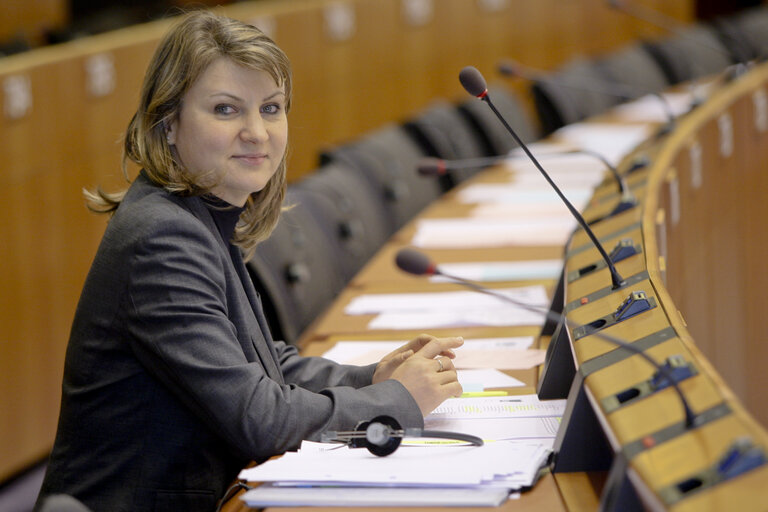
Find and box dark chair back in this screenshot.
[246,188,346,345]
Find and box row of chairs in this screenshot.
[532,5,768,133]
[246,88,539,345]
[246,5,768,346]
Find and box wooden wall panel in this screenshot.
[0,0,68,46]
[662,83,768,427]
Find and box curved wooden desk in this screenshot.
[223,63,768,511]
[548,62,768,510]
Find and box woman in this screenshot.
[36,10,463,512]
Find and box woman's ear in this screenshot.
[165,120,177,145]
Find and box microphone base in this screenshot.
[537,316,576,400]
[551,372,613,472]
[539,269,565,336]
[599,452,645,512]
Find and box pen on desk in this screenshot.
[460,391,509,397]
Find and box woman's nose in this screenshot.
[241,114,268,142]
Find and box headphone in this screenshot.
[321,415,484,456]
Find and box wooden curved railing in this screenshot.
[553,61,768,510]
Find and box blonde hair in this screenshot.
[86,9,293,259]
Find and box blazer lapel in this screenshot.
[188,197,285,385]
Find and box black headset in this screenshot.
[322,415,484,456]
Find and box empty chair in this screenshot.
[403,100,488,185]
[457,84,539,155]
[321,124,443,228]
[711,16,763,64]
[594,43,670,99]
[723,6,768,61]
[291,162,393,282]
[531,57,620,134]
[643,24,735,84]
[246,188,346,345]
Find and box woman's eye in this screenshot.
[261,103,281,115]
[214,104,236,115]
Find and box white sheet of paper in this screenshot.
[610,92,694,123]
[553,122,653,165]
[321,337,541,370]
[367,308,546,330]
[423,417,560,444]
[470,201,575,219]
[429,260,563,282]
[456,184,592,207]
[504,152,610,181]
[457,368,524,389]
[411,218,574,248]
[455,349,544,370]
[428,395,566,419]
[344,286,549,315]
[345,285,549,330]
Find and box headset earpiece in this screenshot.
[354,415,402,456]
[322,415,484,457]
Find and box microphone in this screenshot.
[418,150,636,216]
[417,156,505,177]
[394,247,697,428]
[459,66,626,290]
[498,59,676,132]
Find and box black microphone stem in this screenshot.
[433,268,696,428]
[481,94,626,289]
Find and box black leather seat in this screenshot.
[321,124,443,229]
[403,100,488,186]
[246,188,346,345]
[531,57,620,134]
[458,84,539,156]
[291,162,393,283]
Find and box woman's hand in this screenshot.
[372,334,461,383]
[373,334,464,416]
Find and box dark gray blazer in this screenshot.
[37,172,421,512]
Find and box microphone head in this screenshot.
[459,66,488,98]
[416,157,448,176]
[395,248,436,276]
[497,59,522,78]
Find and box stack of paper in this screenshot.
[239,395,566,508]
[425,395,565,447]
[241,484,513,507]
[240,440,551,487]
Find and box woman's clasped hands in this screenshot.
[373,334,464,415]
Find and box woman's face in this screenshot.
[167,57,288,206]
